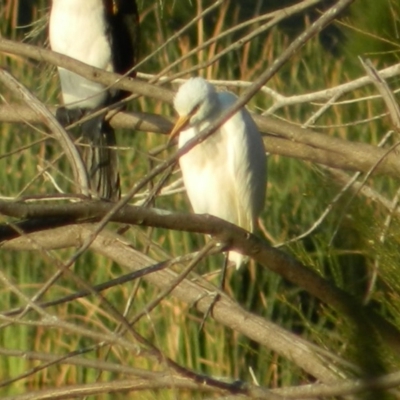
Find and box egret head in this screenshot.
[170,77,218,141]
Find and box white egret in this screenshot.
[170,77,267,268]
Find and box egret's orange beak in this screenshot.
[168,115,191,144]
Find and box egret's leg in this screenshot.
[199,252,229,331]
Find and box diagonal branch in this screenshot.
[0,37,173,103]
[0,222,346,382]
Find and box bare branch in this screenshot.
[0,223,346,382]
[1,199,399,355]
[360,57,400,130]
[2,103,400,179]
[0,38,173,103]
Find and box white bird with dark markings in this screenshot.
[49,0,139,200]
[170,77,267,268]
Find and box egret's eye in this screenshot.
[190,104,201,116]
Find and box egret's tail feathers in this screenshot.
[55,107,121,201]
[82,118,121,201]
[228,251,249,270]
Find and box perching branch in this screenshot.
[1,199,400,356]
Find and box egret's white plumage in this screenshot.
[49,0,113,109]
[171,77,267,268]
